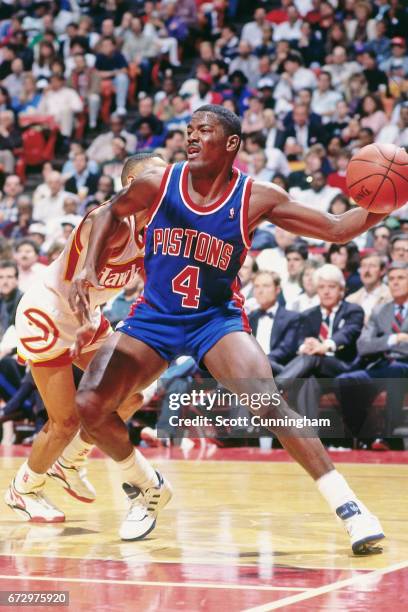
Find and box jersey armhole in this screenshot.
[146,164,173,225]
[240,177,253,250]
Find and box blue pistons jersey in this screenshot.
[143,162,253,314]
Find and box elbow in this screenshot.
[328,215,351,244]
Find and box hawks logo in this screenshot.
[20,308,59,353]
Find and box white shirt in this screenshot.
[290,185,342,213]
[273,20,303,42]
[311,90,343,123]
[256,303,279,355]
[256,248,288,282]
[292,292,320,313]
[33,189,72,224]
[240,21,264,48]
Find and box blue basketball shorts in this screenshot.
[117,298,251,364]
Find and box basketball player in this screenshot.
[71,106,387,553]
[5,154,172,540]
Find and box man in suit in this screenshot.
[346,253,391,324]
[249,270,300,375]
[64,152,99,196]
[276,264,364,418]
[335,262,408,444]
[276,103,327,150]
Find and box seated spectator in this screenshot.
[2,57,25,100]
[323,45,362,91]
[276,264,364,418]
[62,141,99,178]
[164,94,191,132]
[291,259,322,313]
[32,171,70,225]
[327,194,352,216]
[238,254,258,313]
[327,242,362,295]
[288,149,322,190]
[360,50,388,94]
[282,243,308,308]
[214,24,239,62]
[335,262,408,445]
[100,136,128,189]
[249,271,300,374]
[65,151,99,196]
[359,94,388,136]
[131,95,164,137]
[390,234,408,264]
[273,51,317,103]
[0,174,23,225]
[37,74,83,138]
[227,70,252,116]
[0,260,22,337]
[88,174,115,207]
[228,40,260,89]
[87,114,137,165]
[280,104,326,152]
[248,151,273,182]
[347,253,391,323]
[13,238,46,292]
[27,222,48,256]
[370,224,391,257]
[241,7,267,49]
[327,150,351,195]
[94,36,129,116]
[135,118,164,151]
[11,73,42,114]
[189,72,223,112]
[377,101,408,147]
[290,171,342,214]
[67,53,101,130]
[311,71,343,125]
[379,37,408,75]
[242,96,265,135]
[104,273,144,327]
[0,110,22,173]
[256,227,296,281]
[2,196,35,241]
[272,5,303,42]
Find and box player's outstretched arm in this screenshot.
[250,182,386,243]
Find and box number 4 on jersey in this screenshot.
[172,265,201,308]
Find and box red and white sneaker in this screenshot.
[47,460,96,503]
[4,480,65,523]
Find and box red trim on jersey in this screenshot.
[146,164,172,225]
[88,314,111,345]
[230,275,251,333]
[181,163,240,213]
[129,295,146,317]
[241,177,253,249]
[63,204,103,281]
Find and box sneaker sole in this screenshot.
[47,472,95,504]
[120,518,157,542]
[4,492,65,523]
[352,533,385,556]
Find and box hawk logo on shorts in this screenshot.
[20,308,59,353]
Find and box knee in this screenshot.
[48,414,79,441]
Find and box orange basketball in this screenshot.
[346,144,408,214]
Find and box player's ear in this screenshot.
[226,135,240,154]
[126,174,135,185]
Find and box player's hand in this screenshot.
[70,320,98,360]
[68,267,102,322]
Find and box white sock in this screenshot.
[316,469,358,513]
[60,432,94,467]
[14,461,46,493]
[117,449,159,491]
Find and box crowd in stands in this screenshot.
[0,0,408,450]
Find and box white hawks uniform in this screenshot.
[16,212,144,366]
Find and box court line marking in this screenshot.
[0,575,310,592]
[243,559,408,611]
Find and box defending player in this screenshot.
[5,154,172,539]
[71,106,388,554]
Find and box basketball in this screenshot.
[346,144,408,214]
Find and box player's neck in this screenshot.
[188,165,234,207]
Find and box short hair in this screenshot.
[121,152,164,185]
[314,263,345,288]
[0,260,18,277]
[360,252,387,270]
[391,233,408,247]
[193,104,242,141]
[286,51,303,66]
[254,270,281,288]
[285,243,308,260]
[15,238,40,255]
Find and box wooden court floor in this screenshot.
[0,446,408,611]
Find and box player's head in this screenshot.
[121,152,166,187]
[187,104,242,170]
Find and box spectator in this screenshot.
[256,227,296,281]
[214,24,239,62]
[327,194,352,215]
[291,171,342,213]
[359,94,388,136]
[2,196,35,241]
[228,40,260,89]
[288,149,322,190]
[2,57,25,100]
[327,150,351,195]
[250,270,300,374]
[390,235,408,264]
[131,96,163,137]
[372,224,392,257]
[228,70,253,116]
[32,40,57,81]
[100,136,128,188]
[164,94,191,132]
[241,8,267,49]
[27,222,48,255]
[359,50,388,94]
[65,151,99,196]
[291,259,322,313]
[0,175,23,224]
[311,71,342,124]
[0,110,22,173]
[0,260,22,336]
[11,73,42,114]
[377,101,408,147]
[335,262,408,445]
[241,96,265,135]
[189,72,223,112]
[327,242,362,295]
[38,74,83,138]
[380,37,408,75]
[91,174,115,205]
[94,36,129,116]
[13,238,46,292]
[274,51,317,103]
[238,254,258,313]
[323,45,362,90]
[280,104,326,151]
[248,150,273,182]
[282,243,308,308]
[67,53,101,130]
[347,253,391,323]
[273,5,303,42]
[87,115,137,164]
[32,171,70,225]
[276,264,364,418]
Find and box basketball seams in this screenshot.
[347,159,408,184]
[366,148,397,210]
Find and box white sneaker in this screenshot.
[4,480,65,523]
[336,500,385,555]
[47,460,96,503]
[119,471,172,541]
